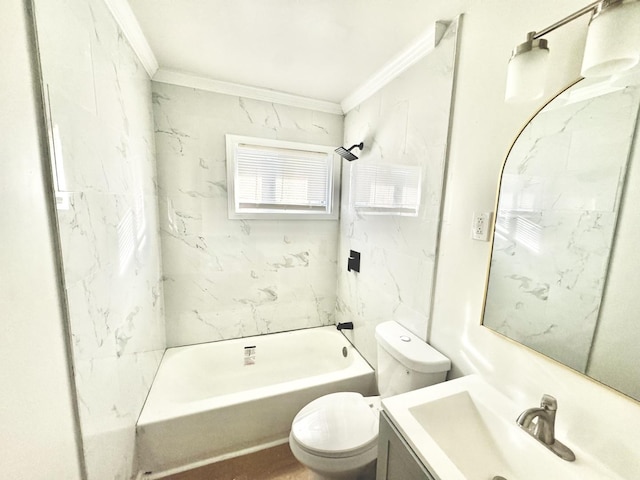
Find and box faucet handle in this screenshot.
[540,394,557,411]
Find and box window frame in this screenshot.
[225,134,341,220]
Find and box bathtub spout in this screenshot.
[337,322,354,330]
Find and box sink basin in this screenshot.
[382,375,624,480]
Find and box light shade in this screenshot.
[505,37,549,103]
[610,65,640,87]
[581,0,640,77]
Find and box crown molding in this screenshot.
[103,0,159,78]
[101,2,448,116]
[340,21,450,113]
[152,69,344,115]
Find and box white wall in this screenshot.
[0,1,82,478]
[152,82,343,347]
[430,0,640,477]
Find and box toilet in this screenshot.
[289,320,451,480]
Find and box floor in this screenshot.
[162,443,312,480]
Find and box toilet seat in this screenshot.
[291,392,379,459]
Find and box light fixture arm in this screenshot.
[531,1,609,40]
[506,0,640,102]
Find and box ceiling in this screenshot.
[126,0,470,104]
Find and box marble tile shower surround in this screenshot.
[336,19,459,365]
[483,85,640,373]
[152,82,344,347]
[33,0,165,479]
[587,89,640,399]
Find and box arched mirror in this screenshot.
[483,71,640,402]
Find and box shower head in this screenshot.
[334,142,364,161]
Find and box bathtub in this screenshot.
[136,326,376,476]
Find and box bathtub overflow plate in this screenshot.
[342,346,348,357]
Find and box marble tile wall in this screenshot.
[152,82,343,347]
[588,87,640,399]
[335,19,460,365]
[483,84,640,372]
[33,0,165,478]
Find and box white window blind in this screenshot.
[351,163,422,216]
[226,135,339,219]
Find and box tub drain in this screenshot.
[492,476,507,480]
[342,346,348,357]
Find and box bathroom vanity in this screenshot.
[377,412,435,480]
[378,375,627,480]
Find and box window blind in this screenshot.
[351,163,422,216]
[233,143,333,214]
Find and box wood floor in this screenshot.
[161,443,312,480]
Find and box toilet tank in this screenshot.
[375,321,451,398]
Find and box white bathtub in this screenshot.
[136,326,376,476]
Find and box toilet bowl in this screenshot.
[289,392,379,480]
[289,321,451,480]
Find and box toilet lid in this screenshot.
[291,392,379,458]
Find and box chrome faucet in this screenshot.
[516,394,576,462]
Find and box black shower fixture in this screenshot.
[334,142,364,161]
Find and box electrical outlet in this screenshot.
[471,212,493,241]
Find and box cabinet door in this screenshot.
[376,412,436,480]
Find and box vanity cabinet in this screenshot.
[376,411,436,480]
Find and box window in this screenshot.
[226,135,340,219]
[350,163,422,216]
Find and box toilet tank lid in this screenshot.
[375,321,451,373]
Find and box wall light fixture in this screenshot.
[505,0,640,102]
